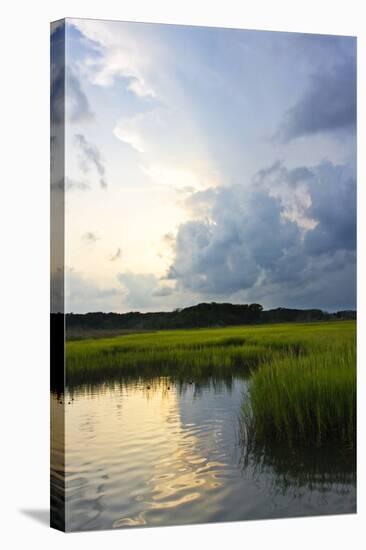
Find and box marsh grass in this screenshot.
[66,321,356,446]
[240,341,356,448]
[66,322,312,385]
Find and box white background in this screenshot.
[1,0,365,548]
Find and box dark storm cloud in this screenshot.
[248,249,356,312]
[75,134,108,188]
[304,162,356,255]
[167,186,301,295]
[166,160,356,310]
[276,59,356,142]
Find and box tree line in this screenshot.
[63,302,356,333]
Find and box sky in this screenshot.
[51,18,356,313]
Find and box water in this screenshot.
[51,377,356,531]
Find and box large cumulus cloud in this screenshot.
[166,160,356,310]
[167,188,301,295]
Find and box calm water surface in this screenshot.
[52,377,356,531]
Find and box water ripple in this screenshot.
[56,377,356,531]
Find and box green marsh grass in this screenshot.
[239,328,356,448]
[66,321,356,446]
[66,322,311,384]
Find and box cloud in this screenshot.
[162,232,175,246]
[276,59,356,142]
[118,272,159,309]
[65,270,119,313]
[74,133,108,188]
[253,161,316,229]
[51,25,93,126]
[66,69,94,123]
[114,114,147,153]
[50,23,65,126]
[109,248,122,262]
[167,187,300,295]
[65,269,174,313]
[51,67,65,125]
[62,22,356,313]
[69,19,156,97]
[303,162,356,255]
[166,160,356,310]
[245,249,356,312]
[51,176,90,192]
[82,231,99,244]
[152,286,174,297]
[117,271,175,309]
[72,19,220,196]
[89,50,155,98]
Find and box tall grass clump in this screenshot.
[241,343,356,448]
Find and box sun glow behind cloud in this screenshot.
[60,18,356,313]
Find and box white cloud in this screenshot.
[70,19,157,98]
[253,162,317,230]
[127,77,155,98]
[113,114,148,153]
